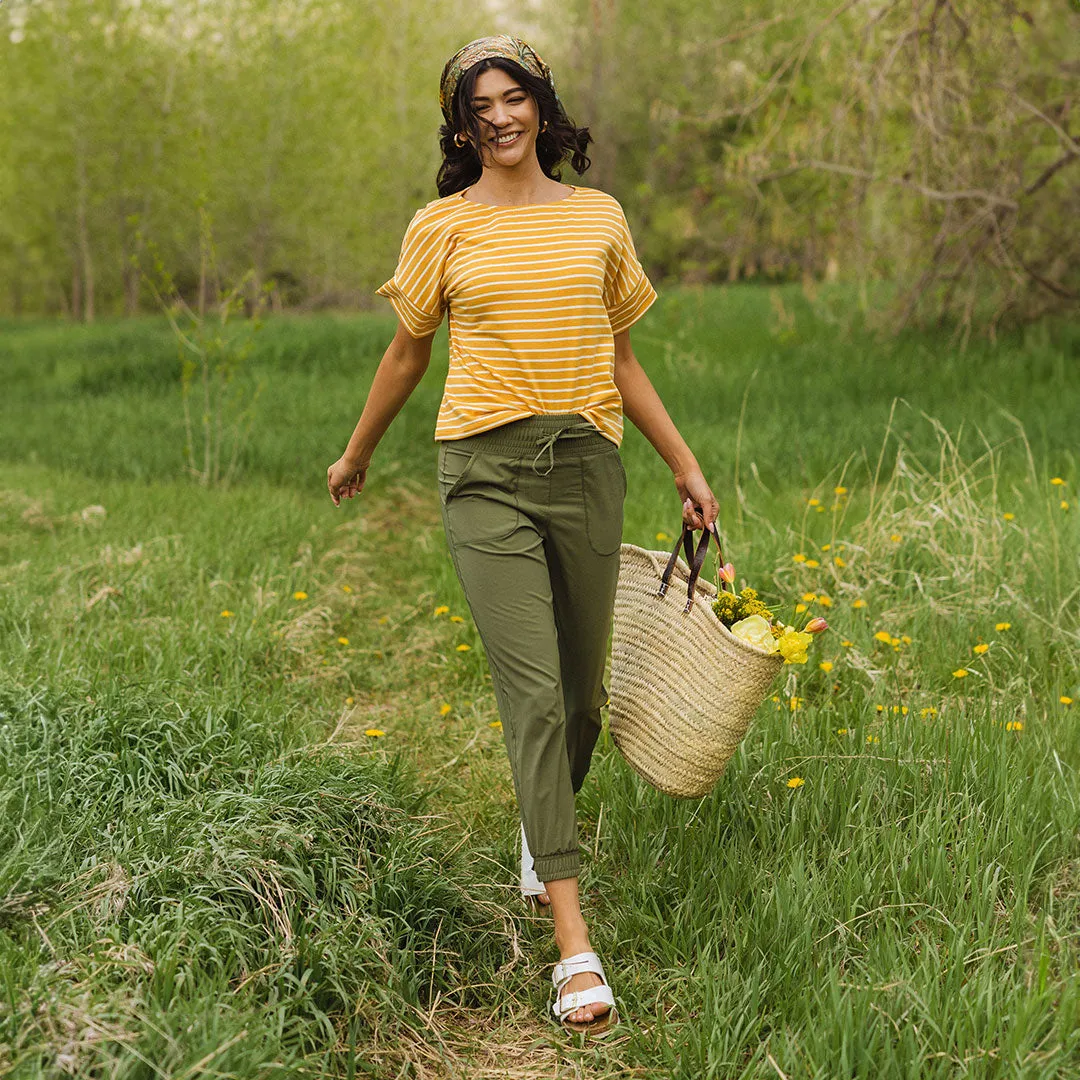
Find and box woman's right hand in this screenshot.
[327,456,368,507]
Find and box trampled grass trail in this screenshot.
[1,291,1079,1077]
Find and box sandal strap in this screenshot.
[551,984,615,1020]
[552,951,606,989]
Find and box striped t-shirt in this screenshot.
[376,184,656,445]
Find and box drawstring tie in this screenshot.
[530,421,599,476]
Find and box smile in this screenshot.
[493,132,523,147]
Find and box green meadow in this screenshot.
[2,288,1079,1078]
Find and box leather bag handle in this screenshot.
[657,517,732,614]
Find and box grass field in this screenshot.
[1,287,1079,1078]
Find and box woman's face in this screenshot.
[468,66,541,169]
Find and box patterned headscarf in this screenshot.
[439,34,560,125]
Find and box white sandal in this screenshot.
[551,951,619,1036]
[519,823,550,910]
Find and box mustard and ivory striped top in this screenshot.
[377,185,656,445]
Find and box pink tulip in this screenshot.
[804,617,828,634]
[719,562,735,584]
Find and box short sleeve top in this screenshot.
[376,185,656,445]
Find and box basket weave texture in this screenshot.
[609,544,784,798]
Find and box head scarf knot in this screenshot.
[439,34,560,125]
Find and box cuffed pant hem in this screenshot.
[533,850,581,883]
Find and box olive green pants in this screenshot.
[437,414,625,883]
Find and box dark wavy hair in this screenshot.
[436,57,592,198]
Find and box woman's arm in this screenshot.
[612,329,719,533]
[327,322,435,506]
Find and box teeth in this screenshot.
[495,133,520,144]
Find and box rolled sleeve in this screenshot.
[604,207,657,335]
[376,209,449,338]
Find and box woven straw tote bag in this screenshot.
[609,526,784,798]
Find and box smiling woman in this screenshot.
[325,32,721,1040]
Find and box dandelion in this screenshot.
[489,720,503,730]
[995,622,1011,632]
[449,615,465,624]
[795,603,808,614]
[293,591,308,601]
[337,636,350,646]
[456,643,471,652]
[377,615,389,625]
[853,599,866,609]
[1050,477,1065,486]
[841,639,854,647]
[220,610,234,618]
[1003,513,1015,521]
[953,668,969,678]
[874,630,893,644]
[786,777,805,788]
[808,499,821,507]
[434,605,450,616]
[1061,500,1070,511]
[1006,720,1024,732]
[793,553,807,563]
[821,543,831,551]
[818,596,833,608]
[973,643,989,655]
[901,635,912,645]
[836,728,848,735]
[656,532,673,542]
[342,584,353,594]
[876,704,885,713]
[866,734,879,744]
[890,534,902,543]
[771,695,780,702]
[805,559,820,568]
[816,506,825,513]
[834,556,846,568]
[364,729,386,738]
[439,703,452,716]
[819,661,834,673]
[834,486,848,496]
[789,696,803,711]
[802,592,818,602]
[1061,696,1074,706]
[920,707,938,719]
[346,697,355,706]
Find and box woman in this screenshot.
[327,35,719,1036]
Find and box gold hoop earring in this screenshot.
[540,121,548,134]
[454,132,469,148]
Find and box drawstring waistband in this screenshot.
[437,413,616,468]
[530,421,602,475]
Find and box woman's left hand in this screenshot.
[674,469,719,534]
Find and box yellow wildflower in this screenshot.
[808,499,821,507]
[793,553,807,563]
[789,696,803,710]
[920,707,937,719]
[1050,477,1065,486]
[866,734,879,744]
[456,643,471,652]
[1006,720,1023,732]
[890,534,902,543]
[450,615,464,623]
[342,584,353,594]
[1061,500,1070,510]
[434,605,450,616]
[795,603,808,614]
[220,610,234,618]
[876,704,885,713]
[337,636,350,646]
[818,596,833,608]
[345,696,355,706]
[489,720,503,730]
[805,559,820,568]
[439,703,452,716]
[656,532,673,542]
[364,729,385,737]
[821,543,831,551]
[972,643,989,655]
[841,639,854,647]
[853,599,866,610]
[377,615,389,625]
[834,556,846,568]
[819,661,834,673]
[953,668,969,679]
[293,591,308,601]
[901,635,912,645]
[995,622,1011,632]
[837,728,848,735]
[802,592,817,602]
[1061,696,1073,706]
[1003,512,1015,521]
[834,486,848,495]
[873,630,892,644]
[786,777,805,788]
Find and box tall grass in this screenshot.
[1,288,1078,1077]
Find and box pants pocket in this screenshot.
[582,450,626,556]
[439,446,521,546]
